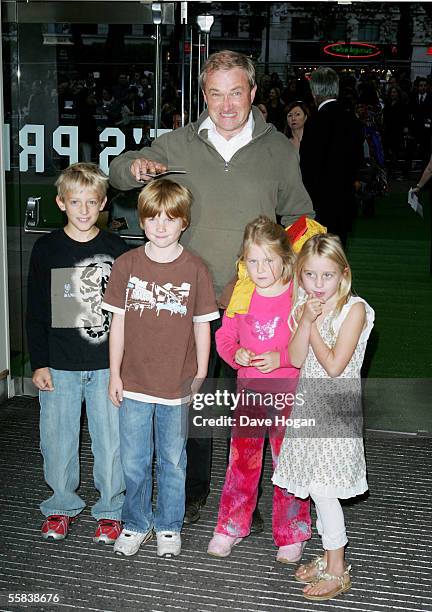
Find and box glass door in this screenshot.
[2,1,179,393]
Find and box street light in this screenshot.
[196,14,214,116]
[151,2,162,135]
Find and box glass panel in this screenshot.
[3,1,177,390]
[358,21,380,43]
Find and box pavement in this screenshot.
[0,396,431,612]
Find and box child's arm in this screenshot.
[310,302,366,377]
[191,321,211,397]
[108,313,125,407]
[215,313,254,369]
[289,297,322,368]
[26,242,54,390]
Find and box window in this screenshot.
[221,15,238,38]
[325,19,347,41]
[358,21,380,42]
[291,17,314,40]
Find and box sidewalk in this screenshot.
[0,397,431,612]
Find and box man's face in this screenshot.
[418,80,427,95]
[203,67,256,140]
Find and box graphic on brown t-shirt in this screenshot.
[126,276,191,317]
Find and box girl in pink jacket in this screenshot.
[207,216,311,561]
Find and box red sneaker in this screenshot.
[41,514,74,541]
[93,519,122,544]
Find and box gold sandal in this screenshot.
[294,555,326,583]
[303,565,352,601]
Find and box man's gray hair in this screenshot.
[310,67,339,101]
[199,50,256,91]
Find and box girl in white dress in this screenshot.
[273,234,374,601]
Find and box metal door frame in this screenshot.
[0,1,12,400]
[2,0,213,395]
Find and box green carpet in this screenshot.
[347,183,432,432]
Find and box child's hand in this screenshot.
[189,377,203,403]
[250,351,280,373]
[235,348,255,366]
[32,367,54,391]
[295,303,305,319]
[109,375,123,407]
[302,294,323,323]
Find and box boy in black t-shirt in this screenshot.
[26,163,128,543]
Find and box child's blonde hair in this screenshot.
[55,163,109,201]
[293,233,352,321]
[239,215,295,284]
[137,179,192,230]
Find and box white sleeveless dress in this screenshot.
[272,295,375,499]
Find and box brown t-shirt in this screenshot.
[102,245,219,404]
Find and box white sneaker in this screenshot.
[113,528,153,557]
[156,531,181,558]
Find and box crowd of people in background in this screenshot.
[20,66,432,181]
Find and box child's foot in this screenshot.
[302,566,351,601]
[276,541,306,564]
[294,555,326,582]
[156,531,181,558]
[41,515,75,541]
[93,519,122,544]
[113,528,153,557]
[207,533,243,558]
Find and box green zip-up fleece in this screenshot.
[109,107,314,296]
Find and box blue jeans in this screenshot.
[119,398,188,533]
[39,368,125,520]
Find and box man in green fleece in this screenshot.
[109,50,314,531]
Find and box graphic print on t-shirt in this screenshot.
[245,314,282,341]
[126,275,190,317]
[51,255,115,344]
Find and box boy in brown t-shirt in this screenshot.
[102,179,219,559]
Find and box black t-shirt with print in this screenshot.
[26,229,129,371]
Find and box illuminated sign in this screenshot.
[427,46,432,56]
[323,42,381,59]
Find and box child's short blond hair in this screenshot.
[137,179,192,229]
[55,163,109,201]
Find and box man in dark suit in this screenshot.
[409,77,432,166]
[300,67,363,246]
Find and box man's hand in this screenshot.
[250,351,280,374]
[130,158,167,182]
[109,374,124,407]
[32,367,54,391]
[235,348,255,367]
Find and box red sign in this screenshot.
[323,42,381,59]
[427,46,432,56]
[184,42,206,54]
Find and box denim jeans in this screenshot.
[39,368,125,520]
[119,398,188,533]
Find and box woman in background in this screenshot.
[267,87,286,131]
[285,101,310,153]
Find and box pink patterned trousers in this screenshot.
[214,410,311,546]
